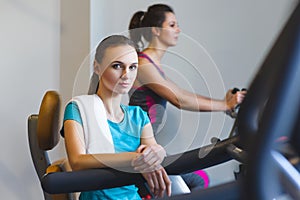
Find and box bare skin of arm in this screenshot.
[134,57,246,112]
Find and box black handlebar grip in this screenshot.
[232,88,240,94]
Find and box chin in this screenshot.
[169,42,177,47]
[116,89,130,95]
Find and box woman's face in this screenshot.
[158,12,181,47]
[96,45,138,95]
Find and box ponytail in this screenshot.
[128,11,145,51]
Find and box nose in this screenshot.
[121,68,130,79]
[176,26,181,33]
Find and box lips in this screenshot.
[119,82,130,87]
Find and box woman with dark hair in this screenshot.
[127,4,246,191]
[62,35,171,199]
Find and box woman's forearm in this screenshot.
[175,89,227,112]
[69,152,138,171]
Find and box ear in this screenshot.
[93,60,100,75]
[151,27,161,37]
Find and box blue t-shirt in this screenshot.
[62,102,150,200]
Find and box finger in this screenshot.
[156,171,166,198]
[139,159,163,172]
[238,90,247,96]
[134,147,165,171]
[133,157,156,172]
[154,146,167,160]
[151,172,159,197]
[147,146,166,163]
[133,150,152,167]
[162,171,172,197]
[132,155,145,168]
[236,93,245,104]
[146,174,155,194]
[132,154,147,168]
[140,159,157,172]
[136,144,147,153]
[141,146,152,154]
[131,156,139,167]
[134,163,153,172]
[134,150,159,169]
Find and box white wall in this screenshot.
[0,0,60,199]
[0,0,90,199]
[60,0,90,106]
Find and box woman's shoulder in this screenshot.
[138,52,154,63]
[122,105,150,125]
[138,53,165,77]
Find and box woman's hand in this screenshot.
[225,89,247,111]
[132,144,171,197]
[142,166,172,198]
[132,144,166,172]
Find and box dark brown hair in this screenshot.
[128,4,174,51]
[95,35,136,63]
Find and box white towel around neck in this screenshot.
[72,94,115,154]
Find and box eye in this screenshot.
[129,64,137,71]
[111,63,122,69]
[169,22,179,28]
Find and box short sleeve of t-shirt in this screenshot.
[123,105,150,128]
[64,102,82,123]
[60,101,82,137]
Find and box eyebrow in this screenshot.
[112,61,123,64]
[112,61,138,65]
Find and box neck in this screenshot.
[146,38,169,60]
[144,46,166,63]
[96,87,123,122]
